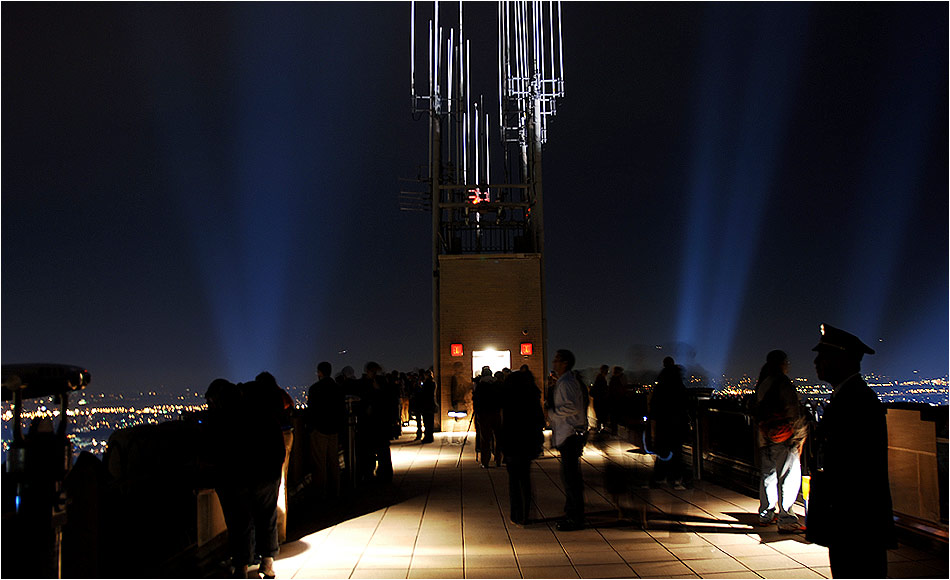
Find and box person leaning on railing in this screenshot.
[751,350,807,533]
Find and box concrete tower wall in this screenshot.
[437,253,546,429]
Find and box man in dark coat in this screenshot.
[809,324,895,578]
[474,367,503,467]
[358,362,393,483]
[606,366,626,432]
[204,379,253,578]
[501,369,545,525]
[590,365,610,432]
[648,357,689,489]
[307,361,344,500]
[241,372,288,579]
[419,369,437,443]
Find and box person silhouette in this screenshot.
[648,357,689,490]
[548,349,587,531]
[751,350,806,532]
[808,324,895,578]
[501,369,545,526]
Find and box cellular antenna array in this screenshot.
[406,1,565,426]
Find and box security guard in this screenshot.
[809,324,895,578]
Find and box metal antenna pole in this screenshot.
[430,20,443,427]
[408,0,565,423]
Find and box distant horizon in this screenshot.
[10,365,942,399]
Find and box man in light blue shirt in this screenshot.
[548,349,588,530]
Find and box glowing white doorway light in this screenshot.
[471,349,511,378]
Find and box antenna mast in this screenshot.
[407,0,565,422]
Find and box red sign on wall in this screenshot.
[520,343,533,356]
[450,343,464,357]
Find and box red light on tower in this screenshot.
[520,342,533,356]
[450,343,464,357]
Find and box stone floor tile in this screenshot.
[510,542,565,556]
[566,549,625,565]
[407,567,464,578]
[694,531,763,546]
[350,567,408,579]
[716,542,782,558]
[356,555,414,569]
[463,566,522,579]
[785,551,829,568]
[666,544,727,560]
[599,527,653,541]
[573,563,636,578]
[683,556,750,575]
[630,559,693,577]
[618,544,676,564]
[766,539,827,554]
[516,552,572,567]
[701,572,761,579]
[464,553,518,568]
[519,564,580,578]
[463,544,517,557]
[290,567,353,579]
[649,531,713,547]
[735,553,804,571]
[410,554,464,568]
[757,568,825,579]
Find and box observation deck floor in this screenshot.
[272,424,947,579]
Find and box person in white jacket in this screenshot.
[547,349,588,531]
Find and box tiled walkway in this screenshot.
[273,426,948,579]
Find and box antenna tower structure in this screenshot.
[407,1,564,423]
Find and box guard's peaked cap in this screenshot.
[812,323,875,356]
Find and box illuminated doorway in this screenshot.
[471,350,511,378]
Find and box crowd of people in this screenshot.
[200,361,452,577]
[201,323,894,579]
[202,372,293,579]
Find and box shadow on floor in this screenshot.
[285,479,427,543]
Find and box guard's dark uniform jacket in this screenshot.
[810,374,896,560]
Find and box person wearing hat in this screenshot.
[809,324,895,578]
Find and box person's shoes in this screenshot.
[480,462,489,469]
[672,481,687,491]
[555,518,585,531]
[758,512,777,526]
[258,555,276,578]
[421,437,434,444]
[778,521,805,534]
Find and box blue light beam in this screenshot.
[676,5,809,377]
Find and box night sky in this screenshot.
[3,2,947,396]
